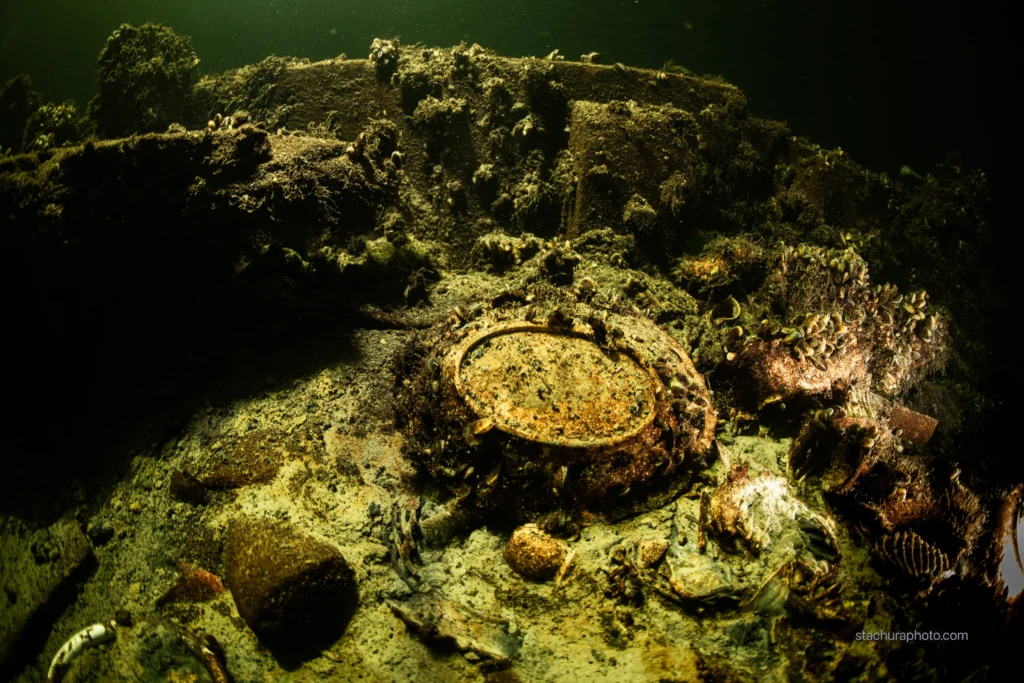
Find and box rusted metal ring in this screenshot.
[448,322,660,448]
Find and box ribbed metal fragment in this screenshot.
[877,530,952,579]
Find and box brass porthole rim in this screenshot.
[450,321,660,448]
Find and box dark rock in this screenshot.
[29,529,58,564]
[223,518,357,658]
[86,520,115,546]
[169,469,208,505]
[190,428,322,491]
[197,435,281,489]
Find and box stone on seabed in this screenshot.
[224,518,357,652]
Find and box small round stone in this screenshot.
[503,525,568,581]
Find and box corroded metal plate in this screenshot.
[410,302,717,517]
[453,324,657,448]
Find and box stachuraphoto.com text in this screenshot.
[856,630,968,642]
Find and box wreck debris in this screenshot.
[634,470,854,628]
[777,557,850,625]
[174,427,322,494]
[887,404,938,446]
[789,413,887,495]
[390,593,522,665]
[55,616,235,683]
[1007,489,1024,585]
[707,465,839,560]
[636,538,669,569]
[473,231,545,272]
[785,396,986,581]
[734,243,948,407]
[47,619,117,683]
[418,498,479,549]
[1015,490,1024,578]
[397,294,716,521]
[604,543,649,605]
[390,501,422,582]
[170,624,234,683]
[664,555,741,610]
[876,530,954,582]
[602,537,671,605]
[454,323,657,447]
[554,549,577,586]
[223,518,357,652]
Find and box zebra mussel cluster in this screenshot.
[760,310,854,371]
[780,242,870,290]
[762,243,942,374]
[867,283,939,348]
[369,38,400,74]
[863,281,946,396]
[760,243,872,370]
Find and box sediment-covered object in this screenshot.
[223,519,357,650]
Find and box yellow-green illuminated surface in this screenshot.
[456,327,656,447]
